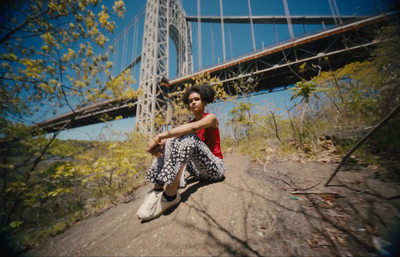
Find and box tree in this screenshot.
[0,0,138,231]
[285,22,400,154]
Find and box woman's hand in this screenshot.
[146,137,166,157]
[149,144,163,158]
[146,138,158,153]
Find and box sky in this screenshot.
[56,0,391,140]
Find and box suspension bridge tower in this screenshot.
[136,0,193,134]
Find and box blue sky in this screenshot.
[56,0,390,140]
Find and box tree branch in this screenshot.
[270,111,284,144]
[325,104,400,186]
[0,7,50,46]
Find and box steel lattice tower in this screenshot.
[136,0,193,134]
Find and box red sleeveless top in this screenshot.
[191,113,223,159]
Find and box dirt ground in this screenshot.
[24,155,400,256]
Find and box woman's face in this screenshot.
[188,92,206,113]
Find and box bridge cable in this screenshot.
[219,0,226,62]
[248,0,256,52]
[282,0,294,41]
[197,0,202,69]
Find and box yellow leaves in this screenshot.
[77,23,84,32]
[74,80,86,89]
[89,0,100,5]
[52,164,74,179]
[0,164,14,169]
[74,66,80,76]
[108,142,118,149]
[91,67,98,77]
[38,82,57,94]
[85,45,94,57]
[299,62,307,73]
[81,60,87,68]
[46,66,56,76]
[106,61,113,68]
[97,4,117,32]
[49,79,58,85]
[62,48,78,62]
[72,32,80,41]
[86,16,94,30]
[41,32,56,47]
[88,22,100,38]
[47,188,72,197]
[1,61,11,70]
[49,2,58,10]
[2,53,18,61]
[62,33,70,46]
[95,33,108,48]
[124,88,137,99]
[75,14,84,22]
[113,0,126,18]
[78,2,85,11]
[98,8,110,27]
[6,182,26,193]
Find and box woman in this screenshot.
[136,84,225,221]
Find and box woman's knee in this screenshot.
[178,133,197,141]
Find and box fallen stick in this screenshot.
[281,179,294,187]
[292,191,339,195]
[325,227,345,257]
[281,186,296,190]
[300,182,320,191]
[281,181,320,191]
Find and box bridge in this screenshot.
[38,0,392,134]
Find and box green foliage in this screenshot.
[227,102,256,141]
[9,221,23,229]
[291,78,322,103]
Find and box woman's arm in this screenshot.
[146,114,217,153]
[156,113,217,141]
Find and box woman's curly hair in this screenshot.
[182,84,216,107]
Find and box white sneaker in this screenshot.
[140,192,181,221]
[136,190,163,219]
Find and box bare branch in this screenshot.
[0,7,50,45]
[270,111,284,144]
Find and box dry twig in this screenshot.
[292,191,339,196]
[300,182,320,191]
[281,179,294,187]
[324,228,345,257]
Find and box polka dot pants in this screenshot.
[145,134,225,186]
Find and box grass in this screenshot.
[222,132,298,161]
